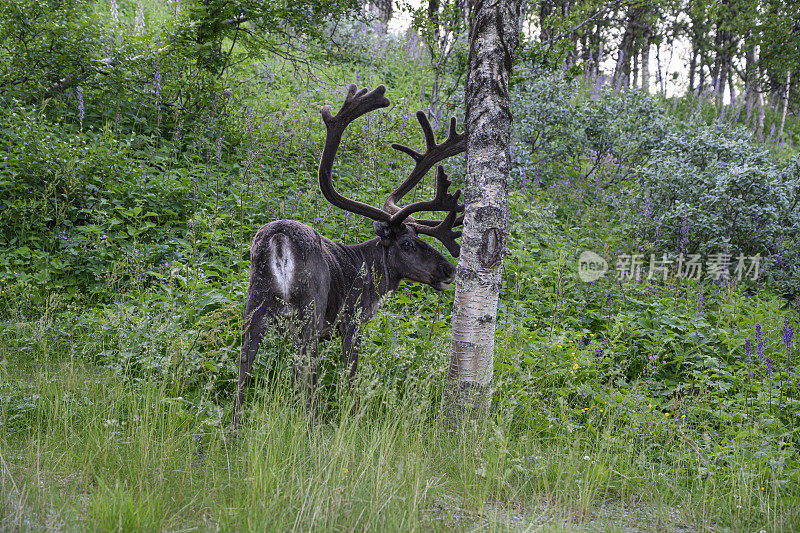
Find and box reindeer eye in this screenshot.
[400,240,413,251]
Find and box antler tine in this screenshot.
[384,113,465,217]
[398,166,464,257]
[318,84,392,222]
[409,208,463,257]
[389,166,463,224]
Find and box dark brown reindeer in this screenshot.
[233,84,466,423]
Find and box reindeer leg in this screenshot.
[294,301,323,419]
[341,323,361,415]
[234,299,268,427]
[341,324,360,384]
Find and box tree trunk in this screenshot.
[779,70,791,140]
[615,6,644,90]
[744,39,756,116]
[539,0,553,43]
[746,43,766,137]
[428,0,441,44]
[641,27,651,93]
[444,0,521,428]
[615,21,633,88]
[712,26,723,104]
[369,0,393,33]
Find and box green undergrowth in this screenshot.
[2,186,799,530]
[2,8,800,530]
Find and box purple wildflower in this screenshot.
[521,169,528,195]
[745,338,752,367]
[154,66,161,101]
[755,323,764,362]
[783,318,795,371]
[783,318,795,351]
[77,86,85,126]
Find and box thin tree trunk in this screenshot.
[429,0,441,44]
[712,27,723,104]
[779,71,791,140]
[699,47,707,91]
[444,0,521,428]
[563,0,577,65]
[641,27,651,93]
[539,0,553,42]
[615,16,634,88]
[747,44,766,138]
[717,29,733,106]
[615,6,644,90]
[371,0,392,32]
[744,38,757,116]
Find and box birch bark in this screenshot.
[779,71,791,141]
[444,0,521,427]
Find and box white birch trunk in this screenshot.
[779,71,791,141]
[641,36,650,93]
[444,0,521,427]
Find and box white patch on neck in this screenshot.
[270,235,294,299]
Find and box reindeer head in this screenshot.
[318,84,465,291]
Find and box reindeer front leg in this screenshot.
[341,323,361,384]
[341,321,361,415]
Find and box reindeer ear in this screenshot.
[373,221,394,245]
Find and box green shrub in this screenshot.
[630,125,800,306]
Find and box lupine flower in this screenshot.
[677,214,689,255]
[783,318,795,351]
[77,86,84,126]
[755,323,764,362]
[135,0,145,33]
[521,169,528,196]
[154,66,161,101]
[745,338,752,367]
[783,318,795,372]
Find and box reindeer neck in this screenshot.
[342,238,401,298]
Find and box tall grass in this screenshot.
[2,297,798,531]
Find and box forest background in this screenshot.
[1,0,799,530]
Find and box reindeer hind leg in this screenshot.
[234,296,271,426]
[293,298,326,417]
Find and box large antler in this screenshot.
[319,84,392,223]
[384,112,466,256]
[318,85,465,256]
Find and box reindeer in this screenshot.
[234,84,465,423]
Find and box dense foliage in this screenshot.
[1,2,799,530]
